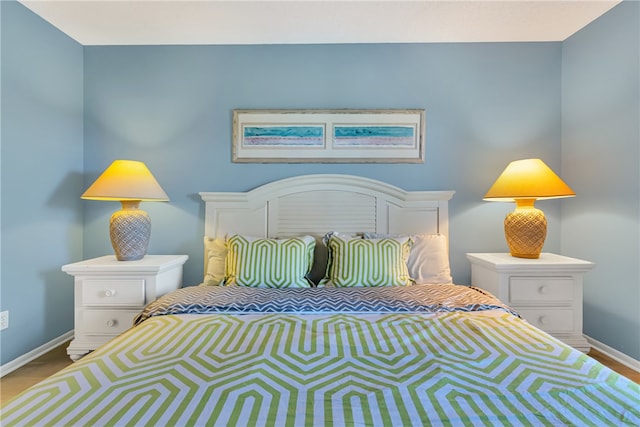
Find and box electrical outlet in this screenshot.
[0,311,8,331]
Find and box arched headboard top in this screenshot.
[200,174,454,242]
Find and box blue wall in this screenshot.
[2,1,638,366]
[0,1,84,364]
[562,1,640,360]
[83,43,563,288]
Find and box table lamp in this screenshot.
[81,160,169,261]
[483,158,575,259]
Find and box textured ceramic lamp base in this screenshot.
[504,205,547,259]
[109,201,151,261]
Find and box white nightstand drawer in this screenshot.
[82,279,145,306]
[64,255,188,360]
[82,310,139,335]
[516,308,574,333]
[467,253,593,352]
[509,277,573,304]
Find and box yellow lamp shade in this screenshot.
[82,160,169,261]
[484,158,575,259]
[81,160,169,202]
[484,158,575,202]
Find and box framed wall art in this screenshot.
[232,109,425,163]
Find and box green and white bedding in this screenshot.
[3,285,639,426]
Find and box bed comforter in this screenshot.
[2,284,639,426]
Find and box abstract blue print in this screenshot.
[243,126,324,146]
[334,125,415,147]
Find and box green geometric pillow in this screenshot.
[224,235,315,288]
[320,234,412,287]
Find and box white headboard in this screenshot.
[200,173,454,241]
[200,174,454,282]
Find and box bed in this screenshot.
[2,174,639,426]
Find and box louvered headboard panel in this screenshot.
[270,190,377,237]
[200,174,454,266]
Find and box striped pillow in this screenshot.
[320,234,412,287]
[363,233,453,285]
[224,235,315,288]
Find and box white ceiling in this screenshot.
[20,0,621,46]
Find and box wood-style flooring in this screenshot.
[1,341,73,404]
[1,341,639,404]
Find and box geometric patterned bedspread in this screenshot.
[3,286,639,426]
[134,284,522,322]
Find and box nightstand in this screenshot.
[466,253,594,352]
[62,254,188,361]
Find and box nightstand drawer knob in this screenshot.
[106,319,118,328]
[539,316,547,325]
[104,289,117,297]
[539,285,549,294]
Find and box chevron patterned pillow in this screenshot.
[363,233,453,284]
[224,235,315,288]
[320,234,412,287]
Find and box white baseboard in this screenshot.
[586,334,640,373]
[0,330,74,378]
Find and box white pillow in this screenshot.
[409,234,453,284]
[363,233,452,285]
[202,236,227,286]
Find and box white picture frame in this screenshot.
[232,109,425,163]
